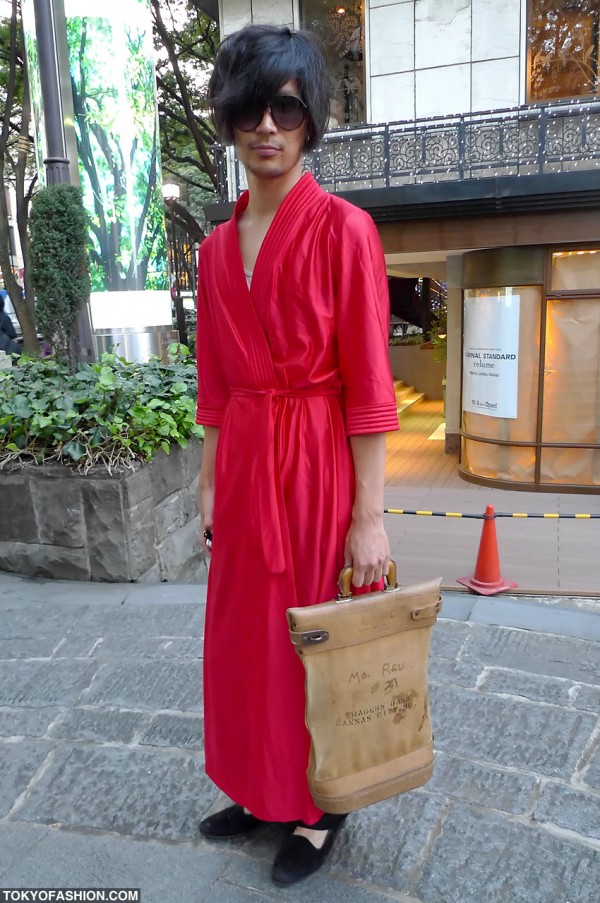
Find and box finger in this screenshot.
[372,566,383,585]
[363,569,376,587]
[352,566,365,588]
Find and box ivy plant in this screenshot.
[0,344,204,474]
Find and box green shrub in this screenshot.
[29,184,91,369]
[0,344,204,473]
[431,333,447,363]
[389,334,424,347]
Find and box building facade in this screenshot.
[205,0,600,492]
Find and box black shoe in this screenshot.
[199,804,262,839]
[271,813,347,886]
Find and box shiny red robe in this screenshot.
[196,173,399,823]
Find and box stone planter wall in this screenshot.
[0,441,206,583]
[388,344,446,400]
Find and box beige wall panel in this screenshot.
[378,211,600,255]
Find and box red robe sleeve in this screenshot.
[334,205,399,435]
[195,246,229,427]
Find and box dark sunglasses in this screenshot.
[233,94,308,132]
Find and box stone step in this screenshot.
[395,385,417,402]
[397,392,425,415]
[393,380,425,414]
[393,380,411,400]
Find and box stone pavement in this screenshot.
[0,573,599,903]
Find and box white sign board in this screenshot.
[463,293,520,419]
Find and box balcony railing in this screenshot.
[214,98,600,202]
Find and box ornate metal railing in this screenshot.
[215,98,600,201]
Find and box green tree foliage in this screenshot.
[0,0,218,353]
[0,0,38,352]
[152,0,219,241]
[29,184,90,370]
[67,13,168,293]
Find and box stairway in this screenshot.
[394,380,425,415]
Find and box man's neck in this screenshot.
[244,166,304,221]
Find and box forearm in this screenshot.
[199,426,220,553]
[345,433,390,587]
[200,425,220,492]
[348,433,386,523]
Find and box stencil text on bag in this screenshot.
[336,704,386,726]
[334,690,419,727]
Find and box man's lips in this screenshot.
[251,145,280,156]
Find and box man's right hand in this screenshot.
[200,487,214,556]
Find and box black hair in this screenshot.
[208,25,330,151]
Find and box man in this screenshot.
[0,295,21,357]
[195,24,399,885]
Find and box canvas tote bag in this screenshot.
[286,562,442,813]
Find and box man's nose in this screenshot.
[256,107,277,134]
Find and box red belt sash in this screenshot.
[230,387,341,573]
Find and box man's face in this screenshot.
[233,79,308,182]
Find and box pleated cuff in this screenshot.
[345,402,400,435]
[196,403,225,428]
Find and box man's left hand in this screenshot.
[343,517,390,588]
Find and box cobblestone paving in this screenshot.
[0,574,598,902]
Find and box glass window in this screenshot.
[461,438,536,483]
[542,296,600,443]
[300,0,366,125]
[528,1,600,102]
[540,447,600,484]
[551,249,600,290]
[462,286,542,443]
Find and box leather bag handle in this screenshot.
[337,560,398,601]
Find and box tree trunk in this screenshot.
[0,0,38,354]
[15,60,38,353]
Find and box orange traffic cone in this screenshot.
[457,504,517,595]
